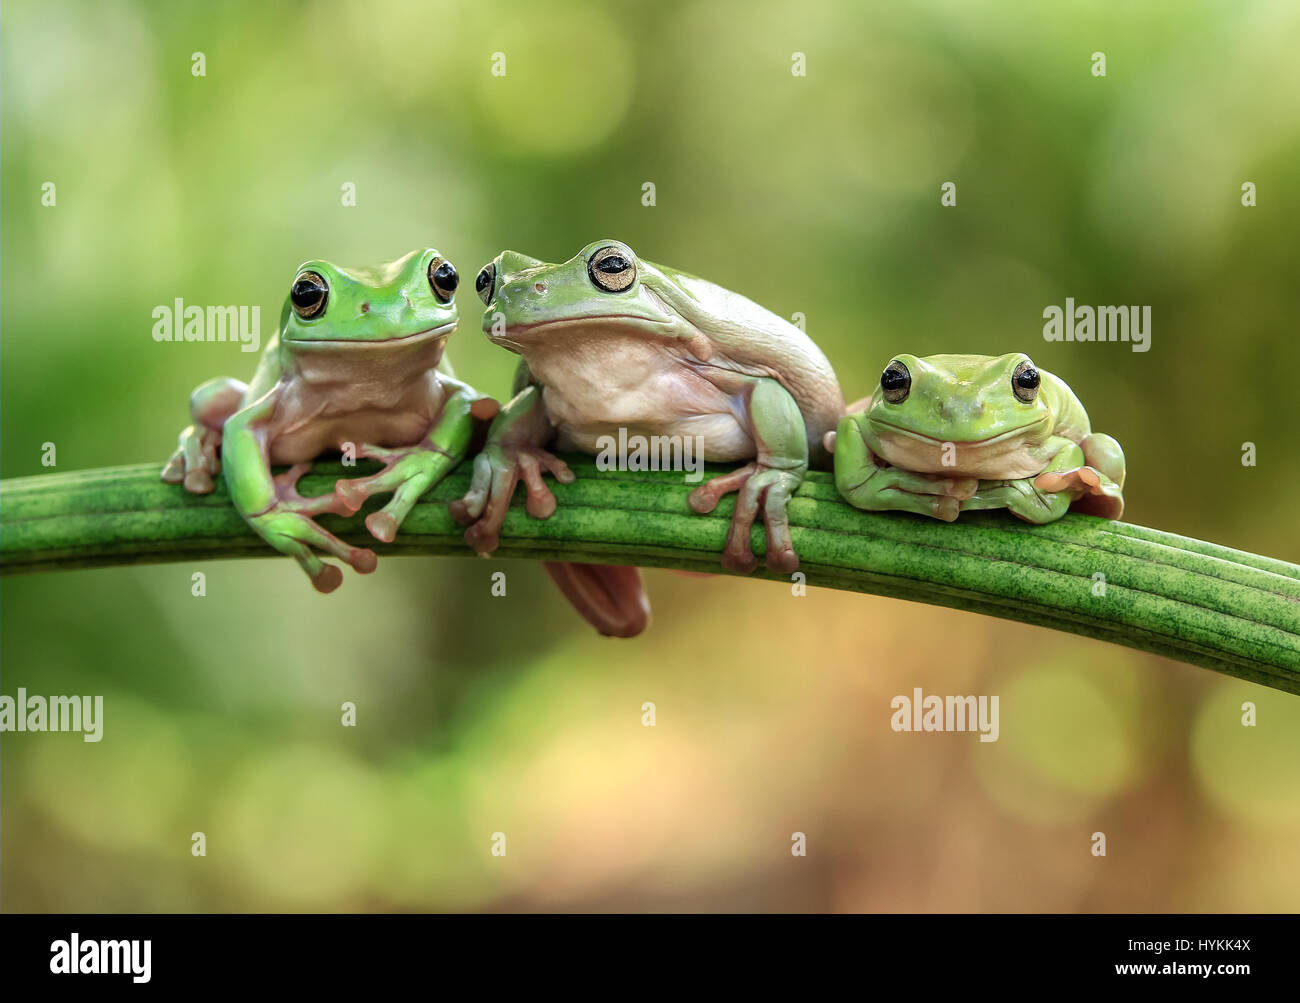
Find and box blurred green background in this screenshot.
[3,0,1300,912]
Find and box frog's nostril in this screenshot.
[359,302,370,314]
[534,281,547,294]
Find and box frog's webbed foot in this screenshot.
[252,463,377,593]
[334,441,463,543]
[161,377,247,494]
[448,443,576,555]
[1033,465,1124,520]
[688,462,805,574]
[162,425,223,493]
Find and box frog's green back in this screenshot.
[646,261,845,451]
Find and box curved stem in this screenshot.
[3,461,1299,693]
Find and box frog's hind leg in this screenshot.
[162,377,247,493]
[544,562,651,638]
[688,378,809,574]
[258,464,378,594]
[961,478,1073,524]
[831,414,975,521]
[336,385,502,543]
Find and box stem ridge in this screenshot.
[2,460,1298,694]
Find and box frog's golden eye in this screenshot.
[588,246,636,293]
[880,360,911,404]
[428,257,459,304]
[290,270,329,319]
[1012,359,1040,404]
[475,262,496,306]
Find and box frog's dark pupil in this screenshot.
[881,364,909,391]
[597,255,629,274]
[475,266,493,296]
[1016,367,1040,389]
[291,273,327,314]
[433,261,458,292]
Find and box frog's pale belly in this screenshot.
[268,410,438,464]
[554,410,755,461]
[265,374,444,464]
[527,341,756,461]
[873,429,1054,480]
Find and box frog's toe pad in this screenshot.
[349,548,378,574]
[934,496,961,522]
[1034,471,1066,493]
[720,546,759,575]
[311,565,344,594]
[765,546,800,575]
[184,469,214,494]
[447,498,473,525]
[470,397,500,422]
[463,521,500,556]
[688,490,719,515]
[1034,466,1102,496]
[365,511,398,543]
[943,476,980,500]
[335,481,368,513]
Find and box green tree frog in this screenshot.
[830,353,1125,523]
[162,249,496,592]
[451,239,844,635]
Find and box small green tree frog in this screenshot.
[162,249,497,592]
[829,353,1125,523]
[451,239,844,635]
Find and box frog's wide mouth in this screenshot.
[870,417,1047,446]
[481,313,675,346]
[283,321,456,347]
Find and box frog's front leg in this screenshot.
[334,380,496,543]
[161,377,247,493]
[222,389,376,593]
[1043,432,1125,519]
[449,383,575,555]
[960,436,1116,524]
[831,414,979,522]
[687,377,815,574]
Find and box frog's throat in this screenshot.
[869,416,1052,478]
[282,321,456,348]
[870,417,1048,448]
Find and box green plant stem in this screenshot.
[3,460,1299,693]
